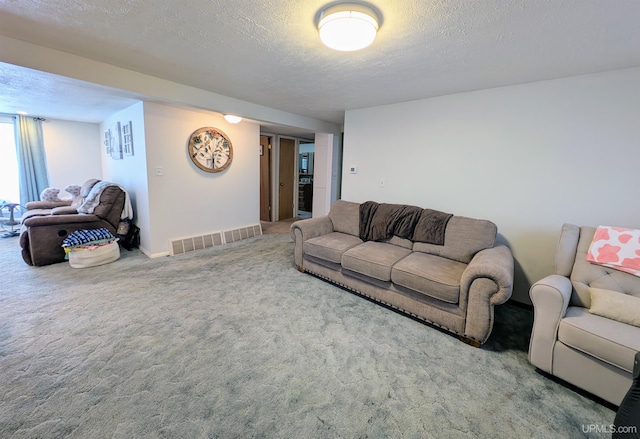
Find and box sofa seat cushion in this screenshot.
[558,306,640,373]
[391,252,466,304]
[304,232,363,264]
[342,241,411,282]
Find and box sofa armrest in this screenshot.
[460,245,514,344]
[25,200,71,210]
[462,245,514,304]
[290,216,334,241]
[528,274,573,373]
[51,206,78,215]
[23,214,101,228]
[290,216,334,270]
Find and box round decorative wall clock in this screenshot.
[188,127,233,173]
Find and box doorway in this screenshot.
[278,137,296,220]
[298,140,314,218]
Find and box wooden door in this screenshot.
[278,137,295,220]
[259,135,271,221]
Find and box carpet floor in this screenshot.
[0,234,615,438]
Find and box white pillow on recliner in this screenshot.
[589,287,640,327]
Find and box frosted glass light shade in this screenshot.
[223,115,242,124]
[318,3,379,51]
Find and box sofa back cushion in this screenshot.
[413,216,496,263]
[381,236,414,250]
[93,186,126,229]
[555,223,580,277]
[568,225,640,308]
[328,200,360,236]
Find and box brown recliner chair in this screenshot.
[19,179,126,266]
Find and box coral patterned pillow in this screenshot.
[586,226,640,277]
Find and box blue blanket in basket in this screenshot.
[62,228,115,249]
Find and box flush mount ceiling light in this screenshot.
[223,115,242,124]
[318,2,380,51]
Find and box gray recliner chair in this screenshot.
[528,223,640,406]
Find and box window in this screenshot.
[0,118,20,203]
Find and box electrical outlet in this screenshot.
[155,166,163,176]
[349,166,358,174]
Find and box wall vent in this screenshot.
[170,232,224,256]
[223,224,262,244]
[169,224,262,256]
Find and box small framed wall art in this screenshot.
[188,127,233,173]
[104,129,111,155]
[104,123,123,160]
[122,121,134,156]
[110,121,123,160]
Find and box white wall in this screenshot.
[342,67,640,304]
[39,102,289,261]
[101,101,148,250]
[142,102,261,257]
[43,119,102,196]
[312,133,334,217]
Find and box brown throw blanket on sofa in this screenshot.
[359,201,453,245]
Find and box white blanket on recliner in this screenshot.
[587,225,640,277]
[77,180,133,220]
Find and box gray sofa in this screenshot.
[291,200,514,346]
[529,224,640,406]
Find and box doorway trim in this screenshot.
[262,133,298,222]
[259,134,272,222]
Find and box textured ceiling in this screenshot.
[0,62,143,122]
[0,0,639,128]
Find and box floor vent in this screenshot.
[169,224,262,256]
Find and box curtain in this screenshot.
[15,116,49,205]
